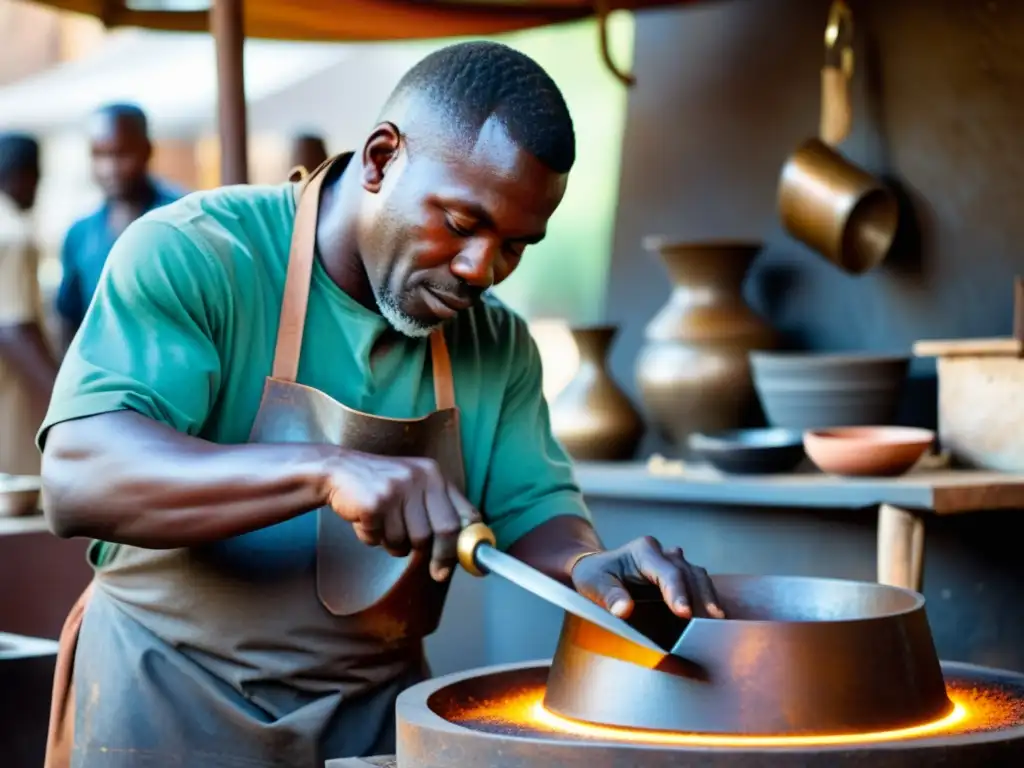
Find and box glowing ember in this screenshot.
[450,681,1024,747]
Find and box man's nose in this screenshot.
[451,240,496,289]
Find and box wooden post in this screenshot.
[210,0,248,185]
[877,504,925,592]
[1013,276,1024,352]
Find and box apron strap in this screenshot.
[430,329,455,410]
[270,155,457,412]
[271,156,333,383]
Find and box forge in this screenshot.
[389,576,1024,767]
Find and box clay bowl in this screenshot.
[749,352,910,430]
[0,474,41,517]
[803,426,935,477]
[688,428,805,475]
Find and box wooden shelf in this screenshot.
[573,462,1024,514]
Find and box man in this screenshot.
[40,43,722,768]
[55,102,182,347]
[289,132,330,179]
[0,132,58,476]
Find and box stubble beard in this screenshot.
[376,287,440,338]
[372,261,440,339]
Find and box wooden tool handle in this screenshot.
[820,0,854,146]
[820,65,852,145]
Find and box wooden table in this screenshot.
[572,462,1024,592]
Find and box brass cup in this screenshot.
[778,137,898,274]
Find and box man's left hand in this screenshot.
[570,536,725,620]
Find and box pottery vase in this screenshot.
[636,239,777,449]
[550,325,644,461]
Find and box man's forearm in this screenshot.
[506,514,604,585]
[0,323,58,406]
[43,410,334,547]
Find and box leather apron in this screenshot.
[43,155,465,768]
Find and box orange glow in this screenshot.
[452,682,1024,747]
[530,698,966,747]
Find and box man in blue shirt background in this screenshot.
[56,103,183,347]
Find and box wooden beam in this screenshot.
[211,0,248,185]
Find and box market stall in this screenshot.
[25,0,696,183]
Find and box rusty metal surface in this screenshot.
[394,660,1024,768]
[545,575,950,735]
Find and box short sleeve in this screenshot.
[38,219,227,449]
[0,236,38,325]
[481,317,591,551]
[55,227,84,325]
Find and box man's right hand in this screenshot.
[323,451,481,582]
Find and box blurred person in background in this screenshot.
[0,132,58,475]
[55,103,183,348]
[288,132,330,179]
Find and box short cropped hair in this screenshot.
[384,41,575,174]
[93,102,149,136]
[0,132,40,181]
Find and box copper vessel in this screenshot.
[550,325,643,461]
[635,239,776,450]
[544,575,951,736]
[778,138,898,274]
[776,3,898,274]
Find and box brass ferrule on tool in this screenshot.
[457,522,496,578]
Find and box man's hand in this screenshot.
[324,451,481,582]
[571,536,725,620]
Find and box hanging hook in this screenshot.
[595,0,635,87]
[824,0,854,79]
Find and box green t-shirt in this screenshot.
[40,178,589,565]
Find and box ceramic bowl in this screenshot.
[803,426,935,477]
[750,352,910,430]
[688,428,805,474]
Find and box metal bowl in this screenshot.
[0,474,41,517]
[544,575,951,736]
[688,428,805,474]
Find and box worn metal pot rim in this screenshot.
[804,426,935,444]
[750,351,910,365]
[662,574,927,625]
[642,236,763,253]
[688,428,804,452]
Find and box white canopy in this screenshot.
[0,29,431,140]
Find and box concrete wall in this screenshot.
[603,0,1024,449]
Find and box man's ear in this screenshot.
[361,122,401,193]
